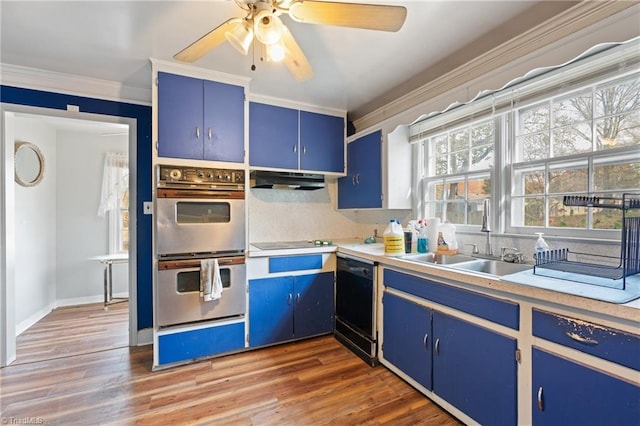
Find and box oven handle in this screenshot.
[158,256,245,270]
[157,188,245,199]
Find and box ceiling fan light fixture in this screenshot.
[254,10,283,45]
[225,20,254,55]
[265,40,286,62]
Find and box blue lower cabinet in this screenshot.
[382,292,432,390]
[158,322,245,365]
[294,273,334,338]
[249,276,295,347]
[432,311,518,425]
[532,308,640,371]
[383,269,519,330]
[532,347,640,426]
[249,272,334,347]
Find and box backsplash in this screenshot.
[247,180,411,243]
[248,181,617,262]
[456,232,620,265]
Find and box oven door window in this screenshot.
[176,269,231,293]
[176,202,231,224]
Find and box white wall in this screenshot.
[55,130,128,302]
[14,118,57,333]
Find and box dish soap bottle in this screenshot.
[534,233,549,258]
[417,224,428,253]
[437,222,458,254]
[384,219,405,257]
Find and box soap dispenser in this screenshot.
[534,233,549,257]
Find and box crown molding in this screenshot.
[0,63,151,106]
[353,1,638,132]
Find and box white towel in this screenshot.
[201,259,223,302]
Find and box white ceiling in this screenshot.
[0,1,580,121]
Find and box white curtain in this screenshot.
[97,152,128,217]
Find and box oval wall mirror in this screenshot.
[14,141,45,187]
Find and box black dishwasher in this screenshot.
[335,254,378,366]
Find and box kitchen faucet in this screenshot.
[481,198,493,256]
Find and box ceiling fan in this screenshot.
[174,0,407,82]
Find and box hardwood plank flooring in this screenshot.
[13,301,129,365]
[3,304,462,425]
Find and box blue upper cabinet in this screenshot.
[203,79,245,163]
[249,101,345,173]
[249,102,299,170]
[158,72,245,163]
[299,111,344,173]
[338,130,382,209]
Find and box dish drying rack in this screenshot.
[533,193,640,290]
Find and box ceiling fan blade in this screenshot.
[281,26,314,82]
[174,18,242,63]
[288,1,407,32]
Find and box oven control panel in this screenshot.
[158,165,245,188]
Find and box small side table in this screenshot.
[90,254,129,310]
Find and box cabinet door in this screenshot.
[532,347,640,426]
[337,130,382,209]
[382,292,432,390]
[293,272,334,338]
[203,80,245,162]
[299,111,344,173]
[433,311,517,425]
[249,276,294,347]
[158,72,204,159]
[354,130,382,208]
[337,141,360,208]
[249,102,298,169]
[157,322,244,366]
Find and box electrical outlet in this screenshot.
[143,201,152,215]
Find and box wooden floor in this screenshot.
[13,301,129,365]
[2,306,462,425]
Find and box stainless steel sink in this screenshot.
[450,259,531,276]
[399,253,477,265]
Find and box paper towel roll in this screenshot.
[426,218,440,253]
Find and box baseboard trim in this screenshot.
[55,293,129,308]
[137,328,153,346]
[16,303,55,336]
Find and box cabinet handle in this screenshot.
[423,333,429,351]
[293,145,297,153]
[355,174,360,184]
[537,386,544,411]
[208,127,212,141]
[287,293,293,305]
[435,338,440,355]
[352,175,356,185]
[195,126,200,139]
[564,332,598,345]
[303,145,307,155]
[296,293,300,304]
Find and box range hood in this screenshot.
[250,170,325,190]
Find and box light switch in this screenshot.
[143,201,152,215]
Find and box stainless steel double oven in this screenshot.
[155,165,246,328]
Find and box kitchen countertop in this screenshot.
[248,242,338,258]
[335,240,640,324]
[247,238,640,322]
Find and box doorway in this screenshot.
[1,105,137,366]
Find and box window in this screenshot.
[113,187,129,253]
[511,73,640,234]
[412,40,640,239]
[422,118,495,227]
[98,152,129,254]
